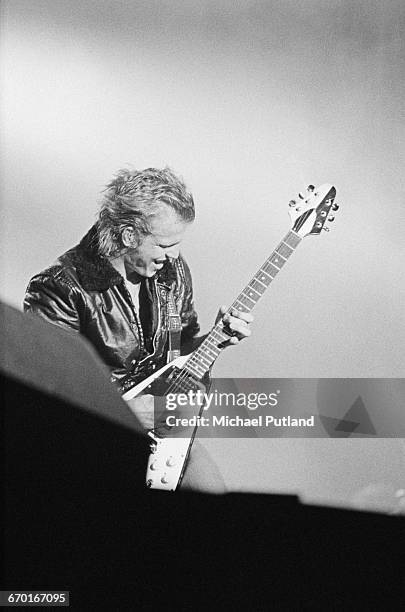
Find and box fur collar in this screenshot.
[69,225,177,291]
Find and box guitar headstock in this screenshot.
[288,184,338,237]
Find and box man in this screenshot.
[24,167,252,492]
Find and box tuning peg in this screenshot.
[298,192,305,199]
[331,203,339,211]
[323,226,330,232]
[307,184,315,192]
[328,216,335,222]
[289,199,296,207]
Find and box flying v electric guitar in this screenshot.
[122,183,338,490]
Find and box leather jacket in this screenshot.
[24,226,200,389]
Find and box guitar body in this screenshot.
[122,355,189,401]
[122,183,338,491]
[145,433,194,491]
[122,356,204,491]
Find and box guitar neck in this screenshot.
[183,229,302,381]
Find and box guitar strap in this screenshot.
[165,287,182,363]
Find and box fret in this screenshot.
[205,337,222,352]
[199,352,218,366]
[203,346,219,359]
[253,277,267,290]
[184,357,205,378]
[211,328,229,344]
[257,269,273,284]
[181,230,303,381]
[276,242,294,258]
[285,231,301,249]
[239,292,256,307]
[246,283,263,298]
[197,354,212,368]
[210,327,224,340]
[249,279,266,294]
[262,261,279,276]
[183,366,199,380]
[269,252,286,269]
[233,300,250,313]
[186,362,205,378]
[199,349,218,363]
[191,351,214,369]
[184,360,204,375]
[188,343,219,371]
[203,342,222,359]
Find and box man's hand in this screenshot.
[215,305,253,346]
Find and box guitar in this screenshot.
[122,183,338,490]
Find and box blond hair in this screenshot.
[97,167,195,256]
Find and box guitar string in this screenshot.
[163,227,307,396]
[149,222,307,467]
[163,192,332,395]
[162,229,304,397]
[163,273,271,394]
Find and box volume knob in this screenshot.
[166,456,177,467]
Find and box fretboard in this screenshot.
[183,229,302,381]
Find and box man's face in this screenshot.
[125,205,190,278]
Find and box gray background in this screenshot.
[1,0,404,509]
